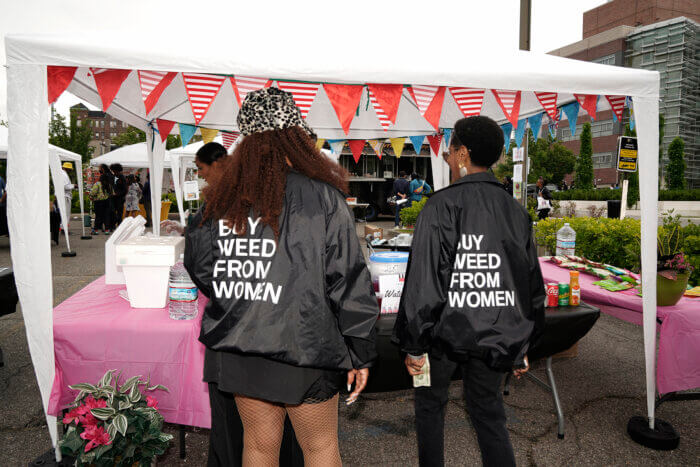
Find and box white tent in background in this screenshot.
[4,31,661,456]
[0,125,87,248]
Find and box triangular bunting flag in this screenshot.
[421,86,447,131]
[179,123,197,147]
[138,71,177,115]
[534,92,558,121]
[276,81,321,118]
[328,139,346,155]
[501,123,513,154]
[427,134,443,156]
[527,112,544,141]
[231,76,271,106]
[315,138,326,151]
[628,96,635,130]
[368,139,384,159]
[201,128,219,144]
[409,135,425,155]
[47,66,77,104]
[156,119,176,143]
[367,84,404,128]
[547,114,557,139]
[348,140,366,164]
[492,89,522,126]
[575,94,598,121]
[443,128,453,148]
[390,138,406,158]
[221,132,240,151]
[605,95,626,122]
[561,101,580,137]
[449,87,485,118]
[182,73,227,125]
[323,84,364,135]
[408,85,439,116]
[368,88,392,130]
[90,68,131,111]
[514,118,527,148]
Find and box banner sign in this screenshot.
[617,136,638,172]
[183,180,200,201]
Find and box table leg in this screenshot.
[179,424,186,459]
[545,357,565,439]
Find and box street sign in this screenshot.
[617,136,638,172]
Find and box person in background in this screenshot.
[125,174,143,218]
[503,176,513,196]
[90,165,113,235]
[0,177,7,237]
[394,116,545,467]
[49,195,61,245]
[184,87,378,467]
[109,163,127,228]
[61,162,75,226]
[409,172,431,203]
[536,177,552,220]
[0,174,6,204]
[392,171,410,227]
[142,172,152,228]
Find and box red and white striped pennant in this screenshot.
[409,85,439,115]
[182,73,227,125]
[276,81,321,118]
[221,131,240,151]
[231,76,271,106]
[137,70,177,115]
[605,95,626,122]
[368,87,392,131]
[534,92,558,121]
[449,87,485,117]
[491,89,522,126]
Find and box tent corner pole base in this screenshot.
[80,235,92,240]
[627,415,680,451]
[60,251,77,258]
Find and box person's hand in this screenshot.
[345,368,369,405]
[513,355,530,379]
[404,354,426,376]
[160,220,185,236]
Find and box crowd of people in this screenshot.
[392,171,432,227]
[88,163,150,235]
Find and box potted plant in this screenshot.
[58,370,173,466]
[656,222,694,306]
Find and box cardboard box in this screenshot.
[364,224,383,240]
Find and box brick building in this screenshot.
[70,103,131,157]
[549,1,699,188]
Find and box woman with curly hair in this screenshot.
[184,87,378,467]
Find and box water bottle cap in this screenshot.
[564,223,570,226]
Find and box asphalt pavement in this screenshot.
[0,218,697,466]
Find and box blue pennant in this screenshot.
[561,101,580,137]
[442,128,453,148]
[627,97,635,131]
[514,118,527,148]
[409,135,426,155]
[179,123,197,147]
[501,123,512,154]
[528,112,544,141]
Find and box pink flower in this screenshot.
[83,395,108,410]
[80,413,98,427]
[80,425,111,452]
[146,396,158,410]
[62,407,83,425]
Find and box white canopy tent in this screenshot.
[0,125,86,248]
[4,32,660,454]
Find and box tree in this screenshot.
[49,111,94,164]
[526,134,576,185]
[112,126,146,148]
[574,122,594,189]
[666,137,686,190]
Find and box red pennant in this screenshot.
[323,84,364,135]
[605,95,626,122]
[422,86,446,132]
[575,94,598,120]
[367,84,403,127]
[138,71,177,114]
[47,66,77,104]
[534,92,558,121]
[427,134,443,156]
[491,89,522,126]
[221,131,240,150]
[348,140,366,164]
[182,73,227,125]
[156,119,176,143]
[276,81,320,118]
[90,68,132,111]
[231,76,271,106]
[449,87,485,119]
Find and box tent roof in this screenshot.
[0,125,81,162]
[89,142,173,168]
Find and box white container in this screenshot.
[116,236,185,308]
[369,251,409,292]
[556,223,577,256]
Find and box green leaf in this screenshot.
[146,384,170,393]
[129,384,142,403]
[90,407,116,420]
[58,427,83,454]
[69,383,97,393]
[99,369,116,388]
[106,421,117,440]
[113,413,128,436]
[92,444,113,460]
[119,375,142,394]
[118,399,133,411]
[158,433,174,443]
[124,443,137,459]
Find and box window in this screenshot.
[122,121,127,128]
[593,54,616,66]
[665,124,679,136]
[111,132,117,138]
[100,120,105,128]
[669,33,683,45]
[76,120,81,127]
[665,107,680,118]
[110,121,116,128]
[666,87,681,100]
[667,70,682,82]
[642,52,654,65]
[592,152,613,169]
[94,132,99,138]
[668,52,682,64]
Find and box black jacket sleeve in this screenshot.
[526,219,545,345]
[325,190,379,368]
[184,210,213,299]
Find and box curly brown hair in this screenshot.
[202,126,349,238]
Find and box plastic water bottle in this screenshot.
[556,223,577,256]
[168,255,198,320]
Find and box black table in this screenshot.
[0,267,19,367]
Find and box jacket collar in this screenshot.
[450,171,503,187]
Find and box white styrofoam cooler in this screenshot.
[115,236,185,308]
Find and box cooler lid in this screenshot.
[369,252,409,263]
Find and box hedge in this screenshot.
[552,188,700,202]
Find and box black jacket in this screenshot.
[184,171,378,371]
[393,172,545,370]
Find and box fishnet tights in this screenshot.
[235,394,341,467]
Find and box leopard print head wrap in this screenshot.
[236,86,316,138]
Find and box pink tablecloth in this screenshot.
[539,259,700,394]
[48,277,211,428]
